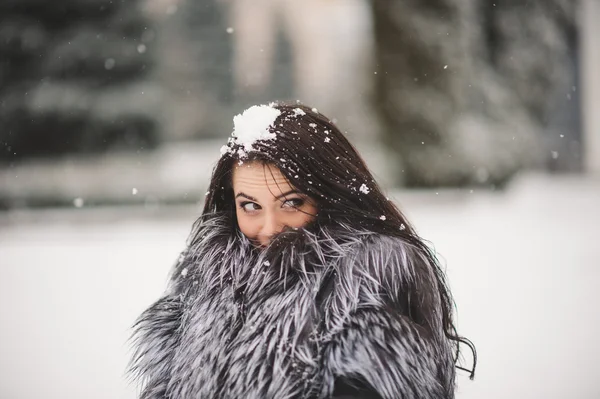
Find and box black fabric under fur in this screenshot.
[129,216,456,399]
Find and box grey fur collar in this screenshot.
[129,216,455,399]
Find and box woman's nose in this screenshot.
[258,213,282,246]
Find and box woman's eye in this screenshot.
[282,198,304,209]
[241,202,260,212]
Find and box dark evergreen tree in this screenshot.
[372,0,578,187]
[0,0,159,162]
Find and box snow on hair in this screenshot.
[220,104,281,158]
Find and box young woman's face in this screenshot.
[232,162,318,247]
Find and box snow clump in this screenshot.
[220,104,281,157]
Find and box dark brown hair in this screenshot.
[204,103,413,233]
[202,102,476,377]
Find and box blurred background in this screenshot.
[0,0,599,398]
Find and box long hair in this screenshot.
[201,102,476,377]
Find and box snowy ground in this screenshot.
[0,173,599,399]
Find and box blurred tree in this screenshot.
[0,0,160,162]
[372,0,578,187]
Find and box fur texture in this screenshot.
[129,216,456,399]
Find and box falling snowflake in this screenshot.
[380,215,387,221]
[104,58,115,70]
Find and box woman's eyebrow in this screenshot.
[235,192,258,201]
[274,190,300,200]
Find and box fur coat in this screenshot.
[129,216,456,399]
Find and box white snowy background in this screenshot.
[1,172,599,399]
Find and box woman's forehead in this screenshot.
[232,162,294,196]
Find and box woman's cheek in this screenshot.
[236,212,256,239]
[288,209,316,228]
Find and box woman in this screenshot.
[129,103,476,399]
